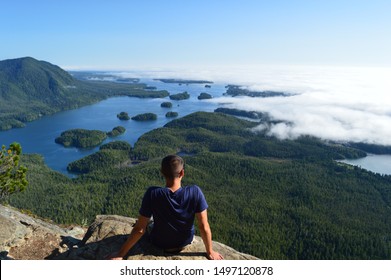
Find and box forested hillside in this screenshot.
[8,112,391,259]
[0,57,168,130]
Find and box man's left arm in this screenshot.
[196,210,224,260]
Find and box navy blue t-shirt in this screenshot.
[139,185,208,249]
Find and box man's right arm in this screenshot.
[109,215,150,260]
[196,209,224,260]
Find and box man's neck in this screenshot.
[166,179,181,192]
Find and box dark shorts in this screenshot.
[146,221,193,253]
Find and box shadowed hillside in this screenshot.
[0,57,168,130]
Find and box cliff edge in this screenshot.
[0,205,258,260]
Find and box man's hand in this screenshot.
[207,250,224,260]
[105,251,124,260]
[110,257,124,260]
[196,210,224,260]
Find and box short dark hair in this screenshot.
[161,155,184,179]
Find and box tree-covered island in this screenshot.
[198,92,213,100]
[131,113,157,121]
[225,85,290,98]
[155,79,213,84]
[160,102,173,108]
[165,111,178,118]
[55,129,107,148]
[107,126,126,137]
[117,112,130,120]
[169,91,190,100]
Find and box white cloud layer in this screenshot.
[115,65,391,145]
[212,66,391,145]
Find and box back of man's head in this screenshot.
[161,155,184,179]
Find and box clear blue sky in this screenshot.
[1,0,390,69]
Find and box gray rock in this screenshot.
[69,215,258,260]
[0,212,31,252]
[0,205,258,260]
[0,205,83,260]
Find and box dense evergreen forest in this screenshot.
[165,112,179,118]
[107,126,126,137]
[156,79,213,84]
[197,92,213,100]
[169,91,190,100]
[55,129,108,148]
[160,102,173,108]
[8,112,391,260]
[131,113,157,121]
[348,143,391,155]
[215,107,266,120]
[117,112,130,120]
[0,57,168,130]
[225,85,290,98]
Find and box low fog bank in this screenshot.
[115,65,391,146]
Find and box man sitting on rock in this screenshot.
[110,154,223,260]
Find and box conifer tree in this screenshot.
[0,143,28,200]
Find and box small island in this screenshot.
[198,92,213,100]
[131,113,157,121]
[155,79,213,84]
[165,111,178,118]
[107,126,126,137]
[117,112,130,120]
[161,102,173,108]
[55,129,107,148]
[205,85,211,88]
[225,85,290,98]
[169,91,190,100]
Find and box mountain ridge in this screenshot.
[0,57,169,130]
[0,57,73,82]
[0,57,75,101]
[0,57,93,130]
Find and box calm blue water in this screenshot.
[0,78,226,175]
[340,154,391,176]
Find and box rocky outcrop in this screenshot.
[0,205,84,260]
[0,205,258,260]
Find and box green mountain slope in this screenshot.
[0,57,82,128]
[0,57,74,94]
[0,57,169,130]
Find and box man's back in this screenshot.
[139,185,208,249]
[110,155,223,260]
